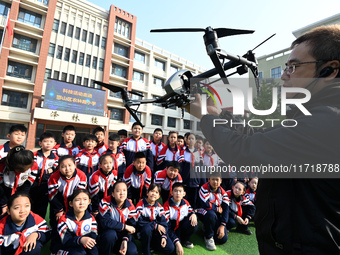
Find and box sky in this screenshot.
[89,0,340,69]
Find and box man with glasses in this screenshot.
[187,25,340,254]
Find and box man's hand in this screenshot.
[125,225,135,234]
[119,240,127,255]
[189,214,197,226]
[217,225,225,239]
[236,216,244,225]
[23,232,38,252]
[2,206,7,216]
[243,218,249,225]
[157,224,166,235]
[80,236,96,249]
[175,242,184,255]
[184,93,222,119]
[56,210,64,221]
[161,237,167,248]
[217,206,223,214]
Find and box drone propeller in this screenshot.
[151,26,254,38]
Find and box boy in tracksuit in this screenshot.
[54,125,81,157]
[93,126,108,156]
[150,128,165,172]
[105,133,126,180]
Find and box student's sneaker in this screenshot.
[182,240,194,249]
[237,228,253,235]
[204,236,216,251]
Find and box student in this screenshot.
[195,135,205,157]
[154,161,183,203]
[89,154,118,216]
[163,182,198,254]
[54,125,81,157]
[202,139,219,185]
[118,129,128,145]
[197,174,229,251]
[245,177,258,204]
[136,183,174,255]
[226,181,255,235]
[0,192,51,255]
[0,124,27,165]
[178,133,203,209]
[150,128,165,169]
[75,134,100,180]
[57,189,98,255]
[48,155,87,254]
[105,133,126,180]
[156,131,181,172]
[177,135,185,151]
[31,132,58,218]
[123,152,152,205]
[98,181,138,255]
[121,122,153,171]
[0,146,38,218]
[93,126,108,156]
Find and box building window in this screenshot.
[71,50,77,63]
[90,80,95,88]
[0,1,11,16]
[0,122,25,140]
[101,37,106,49]
[95,34,100,46]
[18,8,42,28]
[44,68,51,82]
[12,34,37,53]
[69,74,74,83]
[155,59,165,71]
[133,70,144,83]
[271,67,281,78]
[85,54,91,67]
[67,24,74,37]
[82,30,87,42]
[112,64,126,78]
[183,119,191,130]
[61,72,67,82]
[83,78,89,87]
[171,65,179,74]
[7,61,33,80]
[64,48,70,61]
[76,76,82,85]
[99,58,104,71]
[130,91,143,101]
[53,70,59,80]
[75,27,80,39]
[109,107,124,121]
[88,32,94,44]
[48,43,55,57]
[79,52,84,65]
[134,51,145,63]
[52,19,59,32]
[196,121,201,131]
[60,22,67,35]
[56,45,63,59]
[114,18,131,39]
[129,112,141,123]
[110,91,122,99]
[168,117,176,128]
[92,56,97,69]
[151,114,163,126]
[114,43,128,57]
[153,77,164,88]
[1,89,28,108]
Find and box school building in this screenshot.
[0,0,205,149]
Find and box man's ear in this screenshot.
[7,134,10,139]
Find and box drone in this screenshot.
[95,27,275,127]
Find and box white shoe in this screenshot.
[204,236,216,251]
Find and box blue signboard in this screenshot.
[44,80,106,116]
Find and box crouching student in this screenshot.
[57,189,98,255]
[226,181,255,235]
[136,184,174,255]
[98,181,138,255]
[197,173,229,251]
[153,161,182,203]
[245,177,258,204]
[0,192,51,255]
[163,182,198,254]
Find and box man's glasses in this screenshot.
[282,61,321,75]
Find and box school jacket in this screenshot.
[98,196,137,242]
[197,183,229,226]
[0,142,10,161]
[48,169,87,214]
[54,142,81,157]
[75,149,100,180]
[123,165,151,192]
[57,208,98,249]
[95,142,108,156]
[153,169,182,193]
[33,149,59,186]
[178,147,203,187]
[0,212,51,255]
[89,169,118,212]
[156,145,181,171]
[150,141,165,171]
[245,188,256,204]
[226,190,255,221]
[104,148,126,179]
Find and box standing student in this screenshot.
[118,129,128,145]
[156,131,181,172]
[177,135,185,151]
[93,126,108,156]
[54,125,81,157]
[150,128,165,170]
[0,124,27,162]
[105,133,126,180]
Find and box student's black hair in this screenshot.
[235,181,246,192]
[7,191,31,209]
[153,128,163,134]
[167,131,178,147]
[9,124,27,134]
[167,161,180,170]
[203,139,210,145]
[99,153,114,164]
[58,155,75,168]
[248,177,259,182]
[195,135,204,141]
[83,134,98,143]
[108,133,120,142]
[118,129,128,137]
[209,171,222,179]
[177,135,184,140]
[148,183,161,194]
[184,132,191,139]
[134,151,146,160]
[171,182,185,191]
[67,189,90,203]
[112,180,127,192]
[93,126,105,135]
[132,122,142,129]
[62,125,76,133]
[6,146,34,173]
[40,132,56,142]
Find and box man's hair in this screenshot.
[291,25,340,77]
[132,122,142,129]
[6,146,34,172]
[196,135,204,141]
[134,151,146,160]
[40,132,56,142]
[63,125,76,133]
[148,183,161,194]
[172,182,185,191]
[168,131,178,136]
[184,132,191,139]
[93,126,105,135]
[177,135,184,140]
[153,128,163,134]
[167,160,180,171]
[9,124,27,134]
[109,133,120,142]
[118,129,127,137]
[99,153,114,164]
[83,134,98,143]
